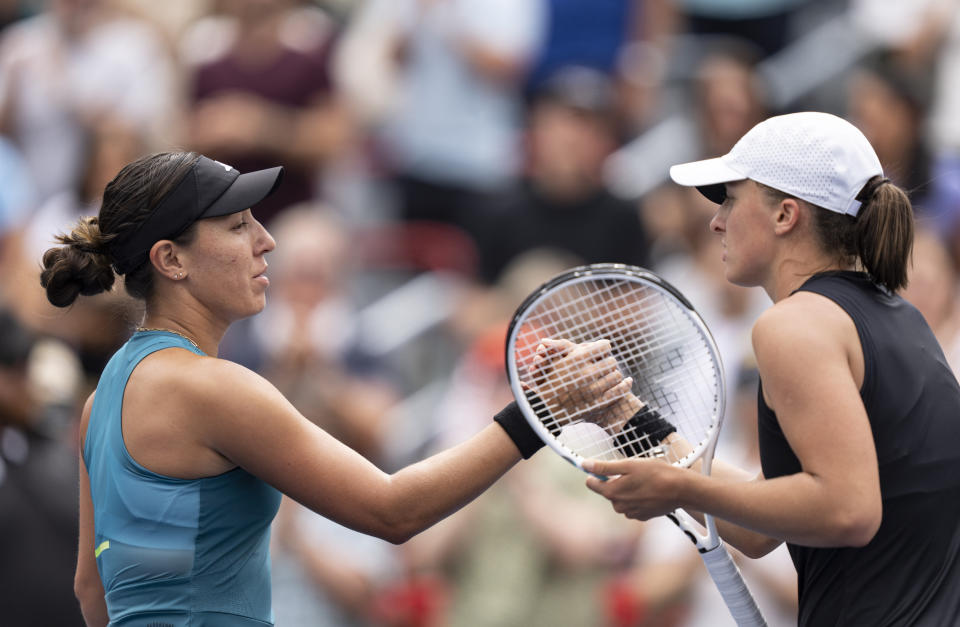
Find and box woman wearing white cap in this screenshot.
[584,112,960,625]
[40,151,628,626]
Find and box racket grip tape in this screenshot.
[700,545,768,627]
[494,400,545,459]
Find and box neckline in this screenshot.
[135,327,203,353]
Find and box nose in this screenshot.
[254,218,276,254]
[710,210,724,234]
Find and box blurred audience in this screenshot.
[181,0,353,227]
[6,2,960,625]
[0,134,34,256]
[478,66,651,283]
[902,228,960,378]
[0,0,175,205]
[655,0,807,58]
[638,39,769,263]
[374,0,544,251]
[525,0,645,92]
[846,51,935,213]
[0,306,85,626]
[251,203,399,456]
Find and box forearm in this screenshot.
[383,423,521,543]
[677,469,879,552]
[685,460,783,557]
[76,583,108,627]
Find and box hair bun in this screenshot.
[40,218,116,307]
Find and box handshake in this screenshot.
[526,338,677,459]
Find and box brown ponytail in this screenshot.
[853,177,914,292]
[40,217,116,307]
[801,176,914,292]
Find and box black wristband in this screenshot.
[614,406,676,457]
[494,400,545,459]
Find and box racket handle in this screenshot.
[700,544,768,627]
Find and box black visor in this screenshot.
[108,156,284,275]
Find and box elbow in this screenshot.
[368,503,422,545]
[383,527,416,546]
[74,572,103,615]
[829,503,882,547]
[375,517,420,545]
[738,535,783,560]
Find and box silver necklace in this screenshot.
[136,326,202,352]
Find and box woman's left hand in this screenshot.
[582,457,686,521]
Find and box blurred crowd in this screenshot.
[3,0,960,625]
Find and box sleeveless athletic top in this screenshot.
[85,330,282,627]
[758,271,960,626]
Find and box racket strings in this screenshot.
[514,278,721,464]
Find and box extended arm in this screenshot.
[196,360,524,543]
[149,350,543,545]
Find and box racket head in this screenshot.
[505,264,726,471]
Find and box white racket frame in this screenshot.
[505,264,768,627]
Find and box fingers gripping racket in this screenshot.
[505,264,767,627]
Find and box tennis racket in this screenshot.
[505,263,767,627]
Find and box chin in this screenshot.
[724,266,749,287]
[250,297,268,316]
[234,298,268,322]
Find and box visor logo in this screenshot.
[213,160,234,172]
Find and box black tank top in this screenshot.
[758,271,960,626]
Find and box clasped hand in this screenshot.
[527,338,640,427]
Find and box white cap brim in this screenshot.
[669,156,747,187]
[669,157,747,203]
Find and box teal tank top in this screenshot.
[85,330,282,626]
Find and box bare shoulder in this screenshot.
[125,347,303,471]
[752,291,861,409]
[131,348,289,421]
[752,291,855,354]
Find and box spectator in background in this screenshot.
[256,206,406,627]
[0,307,86,626]
[652,0,806,59]
[688,40,768,166]
[181,0,353,227]
[525,0,645,92]
[846,52,935,213]
[611,40,668,143]
[0,0,175,205]
[376,0,544,252]
[250,204,399,460]
[902,227,960,378]
[0,135,35,264]
[850,0,957,72]
[638,39,769,263]
[478,66,650,284]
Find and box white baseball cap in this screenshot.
[669,112,883,217]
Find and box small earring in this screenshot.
[175,272,183,280]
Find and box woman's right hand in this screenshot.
[527,338,641,427]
